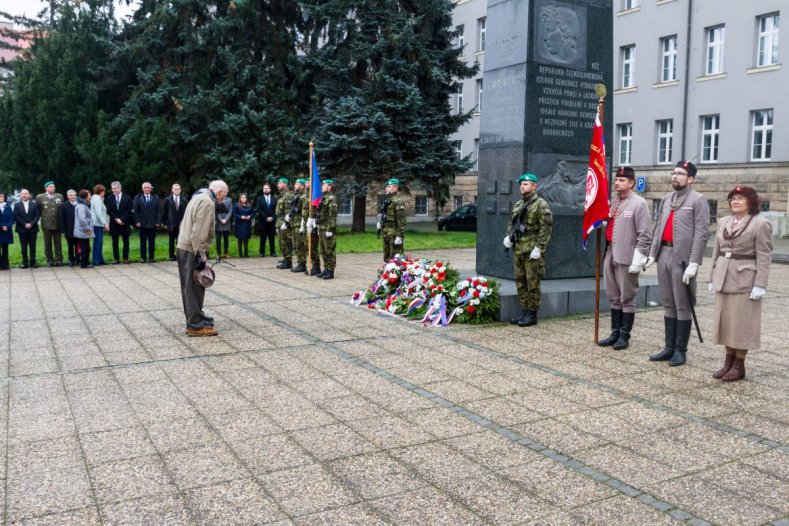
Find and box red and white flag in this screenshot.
[582,109,609,249]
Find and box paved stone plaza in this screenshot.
[0,248,787,525]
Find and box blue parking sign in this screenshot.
[636,177,646,192]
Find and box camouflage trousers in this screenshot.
[382,235,403,262]
[514,247,545,311]
[292,228,306,264]
[278,226,293,262]
[306,231,320,267]
[319,231,336,271]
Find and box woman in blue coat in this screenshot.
[233,193,254,257]
[0,191,14,270]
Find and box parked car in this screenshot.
[437,203,477,232]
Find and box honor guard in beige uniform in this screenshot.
[35,181,64,266]
[645,161,710,366]
[598,167,652,350]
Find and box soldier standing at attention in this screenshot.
[275,178,294,269]
[290,178,308,273]
[316,179,338,280]
[598,167,652,350]
[378,178,407,262]
[503,173,553,327]
[303,180,322,275]
[645,161,710,366]
[35,181,64,266]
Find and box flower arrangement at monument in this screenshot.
[350,254,500,325]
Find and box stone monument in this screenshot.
[477,0,613,280]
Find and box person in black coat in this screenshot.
[161,183,188,261]
[106,181,133,264]
[255,183,277,257]
[58,190,79,266]
[13,189,40,268]
[0,190,15,270]
[132,182,161,263]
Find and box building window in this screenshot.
[337,195,352,215]
[473,138,480,171]
[751,109,773,161]
[757,13,780,67]
[660,36,677,82]
[622,0,638,9]
[657,119,673,164]
[456,86,463,114]
[621,45,635,88]
[477,17,486,52]
[454,195,463,209]
[705,25,725,75]
[708,200,718,223]
[701,115,720,163]
[762,200,771,212]
[618,123,632,165]
[453,140,462,160]
[456,24,465,51]
[415,196,429,216]
[475,79,483,112]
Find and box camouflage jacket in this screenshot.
[381,193,407,237]
[506,194,553,253]
[275,190,293,227]
[317,193,338,233]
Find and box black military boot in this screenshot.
[518,310,538,327]
[510,309,528,324]
[277,261,292,269]
[291,263,306,273]
[669,319,692,366]
[613,312,635,350]
[321,270,334,280]
[650,317,677,361]
[309,265,322,276]
[597,309,622,346]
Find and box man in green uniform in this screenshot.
[35,181,64,266]
[316,179,338,280]
[275,178,294,269]
[302,180,321,275]
[378,178,407,262]
[503,173,553,327]
[290,178,308,273]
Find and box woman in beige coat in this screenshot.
[707,186,772,381]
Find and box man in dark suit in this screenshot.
[132,181,161,263]
[58,189,79,266]
[106,180,133,264]
[161,183,188,261]
[256,182,277,257]
[13,188,40,268]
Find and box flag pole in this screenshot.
[308,141,314,269]
[593,84,607,344]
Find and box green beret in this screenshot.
[295,178,307,185]
[277,177,288,184]
[385,178,400,186]
[518,173,538,183]
[322,179,334,185]
[44,181,55,188]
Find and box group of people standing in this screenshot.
[505,161,772,382]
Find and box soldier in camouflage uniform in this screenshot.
[503,173,553,327]
[316,180,338,280]
[290,178,308,273]
[275,178,294,269]
[35,181,64,266]
[302,180,321,275]
[378,178,407,262]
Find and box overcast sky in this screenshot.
[0,0,138,23]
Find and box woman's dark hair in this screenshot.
[79,189,90,200]
[727,186,761,215]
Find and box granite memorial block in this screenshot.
[477,0,613,280]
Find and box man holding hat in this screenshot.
[35,181,64,266]
[316,179,338,279]
[290,178,309,273]
[503,173,553,327]
[645,161,710,366]
[598,167,652,350]
[379,178,407,262]
[275,178,294,269]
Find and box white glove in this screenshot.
[628,249,646,274]
[285,214,291,222]
[643,256,656,270]
[503,236,512,249]
[325,231,333,238]
[682,262,699,285]
[299,225,304,233]
[394,236,402,245]
[280,223,287,231]
[306,225,314,234]
[749,286,766,301]
[530,247,541,260]
[307,218,316,231]
[707,282,714,292]
[376,222,381,230]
